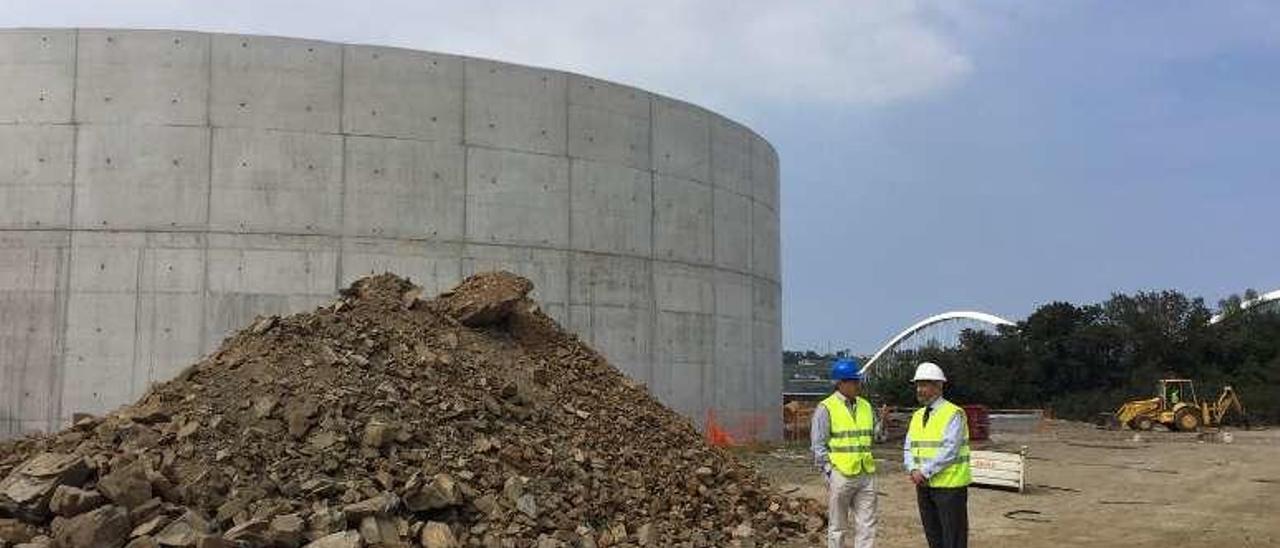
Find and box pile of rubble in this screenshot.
[0,273,823,548]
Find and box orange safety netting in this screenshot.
[704,409,769,447]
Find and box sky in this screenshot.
[5,1,1278,353]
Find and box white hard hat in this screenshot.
[911,362,947,383]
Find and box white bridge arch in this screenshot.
[1209,288,1280,324]
[860,311,1016,376]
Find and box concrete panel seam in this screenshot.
[462,142,578,162]
[206,125,347,139]
[747,141,756,285]
[200,22,215,355]
[747,168,757,378]
[706,112,716,419]
[335,46,347,290]
[46,234,69,430]
[0,122,78,128]
[65,27,80,233]
[714,185,758,205]
[0,228,777,283]
[205,125,349,136]
[337,131,458,145]
[0,136,758,196]
[50,29,81,431]
[574,302,647,311]
[708,120,716,269]
[62,122,217,130]
[563,72,574,330]
[129,246,143,398]
[646,93,658,392]
[68,287,197,296]
[460,64,469,267]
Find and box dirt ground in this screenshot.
[743,420,1280,547]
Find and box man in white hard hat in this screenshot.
[903,362,971,548]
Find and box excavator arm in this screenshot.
[1214,386,1248,426]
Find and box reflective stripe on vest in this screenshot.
[821,394,876,476]
[907,400,971,488]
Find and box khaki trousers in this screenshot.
[828,471,878,548]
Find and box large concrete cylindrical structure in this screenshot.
[0,29,781,440]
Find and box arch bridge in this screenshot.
[1209,289,1280,324]
[860,311,1016,377]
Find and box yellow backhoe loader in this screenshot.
[1104,379,1247,431]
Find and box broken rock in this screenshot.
[128,498,165,528]
[251,396,278,419]
[471,495,499,517]
[535,536,563,548]
[402,474,458,512]
[515,494,538,519]
[435,272,533,327]
[360,420,395,449]
[0,453,91,521]
[49,485,105,518]
[342,494,397,521]
[573,526,598,548]
[636,523,656,546]
[250,316,278,335]
[129,514,170,538]
[269,514,306,546]
[222,520,270,545]
[98,461,153,510]
[153,511,211,547]
[303,531,362,548]
[357,516,400,546]
[306,506,345,541]
[0,519,39,544]
[285,401,319,439]
[418,523,457,548]
[126,537,161,548]
[194,535,231,548]
[52,505,130,548]
[127,403,171,425]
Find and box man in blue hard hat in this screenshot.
[811,357,879,548]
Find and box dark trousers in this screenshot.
[916,486,968,548]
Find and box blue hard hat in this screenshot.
[831,357,863,381]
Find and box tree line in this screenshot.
[863,290,1280,424]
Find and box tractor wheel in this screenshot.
[1130,416,1155,431]
[1175,409,1201,432]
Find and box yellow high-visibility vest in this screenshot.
[908,400,971,488]
[821,394,876,476]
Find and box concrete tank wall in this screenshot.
[0,29,782,441]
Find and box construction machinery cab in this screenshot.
[1160,379,1194,409]
[1158,379,1204,431]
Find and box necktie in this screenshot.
[923,406,932,426]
